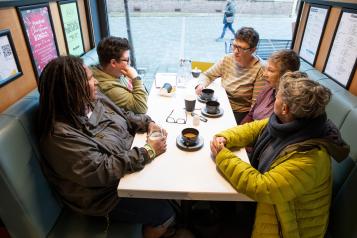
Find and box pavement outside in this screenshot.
[109,13,296,89]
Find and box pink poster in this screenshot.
[20,6,58,76]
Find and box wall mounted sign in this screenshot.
[324,9,357,88]
[17,3,59,78]
[59,0,84,56]
[0,29,22,87]
[299,5,329,65]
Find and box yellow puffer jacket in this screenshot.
[215,119,347,238]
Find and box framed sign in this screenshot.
[0,29,22,87]
[299,5,330,65]
[58,0,84,56]
[324,9,357,88]
[17,4,59,78]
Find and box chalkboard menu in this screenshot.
[18,4,59,78]
[324,9,357,88]
[299,5,329,65]
[59,0,84,56]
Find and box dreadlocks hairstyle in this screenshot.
[38,56,92,136]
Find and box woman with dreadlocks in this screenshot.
[37,56,175,238]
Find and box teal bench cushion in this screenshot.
[328,108,357,238]
[0,115,61,238]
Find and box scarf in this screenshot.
[250,113,327,173]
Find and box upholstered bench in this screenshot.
[299,59,357,238]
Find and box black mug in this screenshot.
[206,101,220,114]
[201,88,214,101]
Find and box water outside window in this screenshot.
[107,0,298,89]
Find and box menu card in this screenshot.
[300,6,329,65]
[59,1,84,56]
[324,11,357,87]
[19,5,58,76]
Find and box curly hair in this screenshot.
[234,27,259,48]
[269,49,300,76]
[278,71,331,119]
[38,56,92,136]
[97,36,130,66]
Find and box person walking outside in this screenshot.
[216,0,236,41]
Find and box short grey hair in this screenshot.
[278,71,332,119]
[235,27,259,48]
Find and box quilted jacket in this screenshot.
[215,118,349,238]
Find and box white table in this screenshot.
[117,78,252,201]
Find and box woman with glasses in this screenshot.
[210,73,349,237]
[38,56,174,238]
[195,27,265,124]
[91,36,148,114]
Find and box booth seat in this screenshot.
[299,59,357,238]
[0,49,142,238]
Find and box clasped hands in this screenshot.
[210,136,227,159]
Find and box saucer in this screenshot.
[176,135,204,151]
[197,95,217,103]
[201,107,224,118]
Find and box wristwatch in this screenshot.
[133,76,142,81]
[143,144,156,160]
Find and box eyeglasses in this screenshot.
[231,44,252,53]
[166,109,187,124]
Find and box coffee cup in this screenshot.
[206,101,220,114]
[181,128,199,146]
[184,95,196,112]
[191,68,201,78]
[201,88,214,101]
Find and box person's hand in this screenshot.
[210,136,227,159]
[195,84,204,95]
[147,135,167,157]
[120,65,138,80]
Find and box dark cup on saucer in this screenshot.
[181,128,199,146]
[206,101,220,114]
[201,89,214,101]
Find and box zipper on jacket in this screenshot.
[274,205,284,238]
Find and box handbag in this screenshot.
[226,16,234,23]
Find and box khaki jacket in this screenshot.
[91,65,148,114]
[40,92,152,216]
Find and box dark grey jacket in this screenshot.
[40,92,152,216]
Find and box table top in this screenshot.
[117,77,252,201]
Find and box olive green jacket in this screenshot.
[91,65,148,114]
[215,119,349,238]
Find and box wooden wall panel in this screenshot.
[78,0,91,51]
[49,2,67,55]
[315,7,341,71]
[293,3,310,53]
[0,7,36,112]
